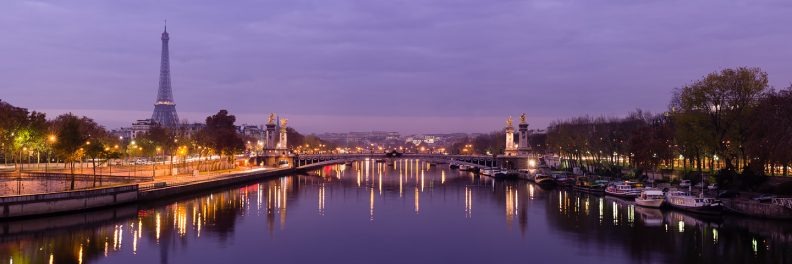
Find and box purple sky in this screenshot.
[1,0,791,134]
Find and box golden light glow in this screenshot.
[156,212,161,242]
[414,187,420,214]
[369,187,375,221]
[465,187,472,218]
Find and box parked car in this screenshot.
[707,184,718,191]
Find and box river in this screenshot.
[2,159,790,263]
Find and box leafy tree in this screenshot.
[473,130,505,155]
[202,110,244,162]
[746,87,792,177]
[671,67,768,181]
[51,114,106,189]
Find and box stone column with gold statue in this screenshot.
[277,118,288,153]
[258,113,293,167]
[264,113,277,153]
[505,116,517,156]
[517,113,531,155]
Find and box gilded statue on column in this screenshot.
[268,113,276,125]
[520,113,526,124]
[506,116,513,127]
[280,118,288,132]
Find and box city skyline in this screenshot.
[2,0,791,134]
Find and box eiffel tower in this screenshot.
[151,23,179,127]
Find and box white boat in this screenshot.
[605,184,641,198]
[493,169,509,178]
[635,189,665,208]
[459,165,479,172]
[665,191,722,215]
[534,174,556,187]
[481,168,508,178]
[517,169,534,181]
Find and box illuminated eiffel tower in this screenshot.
[151,23,179,127]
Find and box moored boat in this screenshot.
[665,191,723,215]
[459,165,480,173]
[605,183,642,198]
[493,169,509,178]
[481,168,509,178]
[552,173,574,187]
[635,189,665,208]
[573,177,606,193]
[517,169,534,181]
[534,174,556,187]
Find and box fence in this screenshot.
[0,172,153,182]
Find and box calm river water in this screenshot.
[2,159,790,263]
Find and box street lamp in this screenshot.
[46,135,56,174]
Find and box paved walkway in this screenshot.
[139,166,277,189]
[0,165,281,197]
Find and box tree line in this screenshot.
[0,103,314,189]
[545,67,792,188]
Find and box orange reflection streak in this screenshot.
[414,187,420,214]
[318,184,326,215]
[465,186,472,218]
[369,187,375,221]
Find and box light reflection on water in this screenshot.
[1,159,791,263]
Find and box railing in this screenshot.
[772,198,792,210]
[138,181,167,191]
[1,172,153,182]
[0,184,138,204]
[136,167,276,191]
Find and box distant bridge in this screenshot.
[293,153,537,171]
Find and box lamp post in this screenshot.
[20,146,27,175]
[155,147,161,177]
[46,135,56,175]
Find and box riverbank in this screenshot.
[0,167,290,219]
[0,158,346,219]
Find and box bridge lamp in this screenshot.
[528,159,537,168]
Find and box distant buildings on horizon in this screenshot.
[107,26,545,149]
